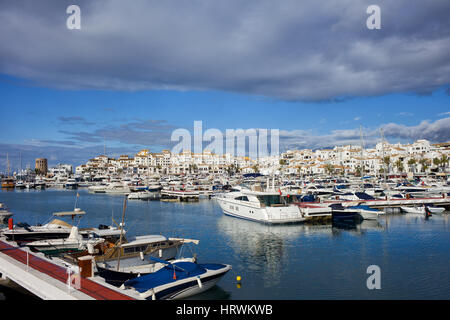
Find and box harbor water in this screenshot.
[1,189,449,300]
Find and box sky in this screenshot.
[0,0,449,171]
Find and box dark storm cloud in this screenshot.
[1,0,449,101]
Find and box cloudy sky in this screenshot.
[0,0,449,170]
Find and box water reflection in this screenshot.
[216,215,388,288]
[217,216,335,287]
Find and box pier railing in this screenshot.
[0,240,136,300]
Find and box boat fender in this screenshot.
[197,277,203,288]
[8,218,13,230]
[159,249,162,258]
[140,251,145,260]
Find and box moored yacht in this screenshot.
[103,182,131,195]
[65,178,79,189]
[215,186,306,224]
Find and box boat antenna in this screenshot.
[116,196,127,271]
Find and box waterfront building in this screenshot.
[35,158,48,175]
[72,139,449,178]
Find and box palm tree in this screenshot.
[433,157,441,170]
[383,156,391,175]
[296,165,303,177]
[407,158,416,173]
[394,159,404,173]
[418,158,430,173]
[325,164,334,176]
[355,165,362,177]
[440,155,449,172]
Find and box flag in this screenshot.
[278,188,282,196]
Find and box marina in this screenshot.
[1,187,449,300]
[1,0,450,306]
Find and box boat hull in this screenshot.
[216,198,305,224]
[125,263,231,300]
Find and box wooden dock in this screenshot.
[0,239,139,300]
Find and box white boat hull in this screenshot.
[216,198,305,224]
[401,206,445,214]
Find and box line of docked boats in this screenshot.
[0,202,231,300]
[214,176,450,224]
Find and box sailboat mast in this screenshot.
[359,126,364,177]
[116,197,127,271]
[7,153,10,177]
[380,128,387,182]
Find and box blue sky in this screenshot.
[1,74,449,170]
[1,1,450,170]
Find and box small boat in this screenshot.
[1,208,121,244]
[346,205,384,220]
[34,179,46,190]
[128,191,158,200]
[103,182,131,195]
[401,206,445,215]
[122,258,231,300]
[92,235,193,272]
[0,203,13,224]
[95,257,196,287]
[65,178,79,189]
[26,226,105,255]
[329,203,360,221]
[15,181,26,189]
[1,177,15,189]
[2,217,77,243]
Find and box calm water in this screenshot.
[1,188,449,300]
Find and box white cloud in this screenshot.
[279,117,450,150]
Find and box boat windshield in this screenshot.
[256,195,283,206]
[355,192,375,200]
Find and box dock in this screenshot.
[0,239,139,300]
[161,190,200,202]
[320,195,450,209]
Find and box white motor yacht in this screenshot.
[104,182,131,195]
[215,186,305,224]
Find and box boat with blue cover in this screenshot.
[122,258,231,300]
[346,205,384,220]
[329,203,360,221]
